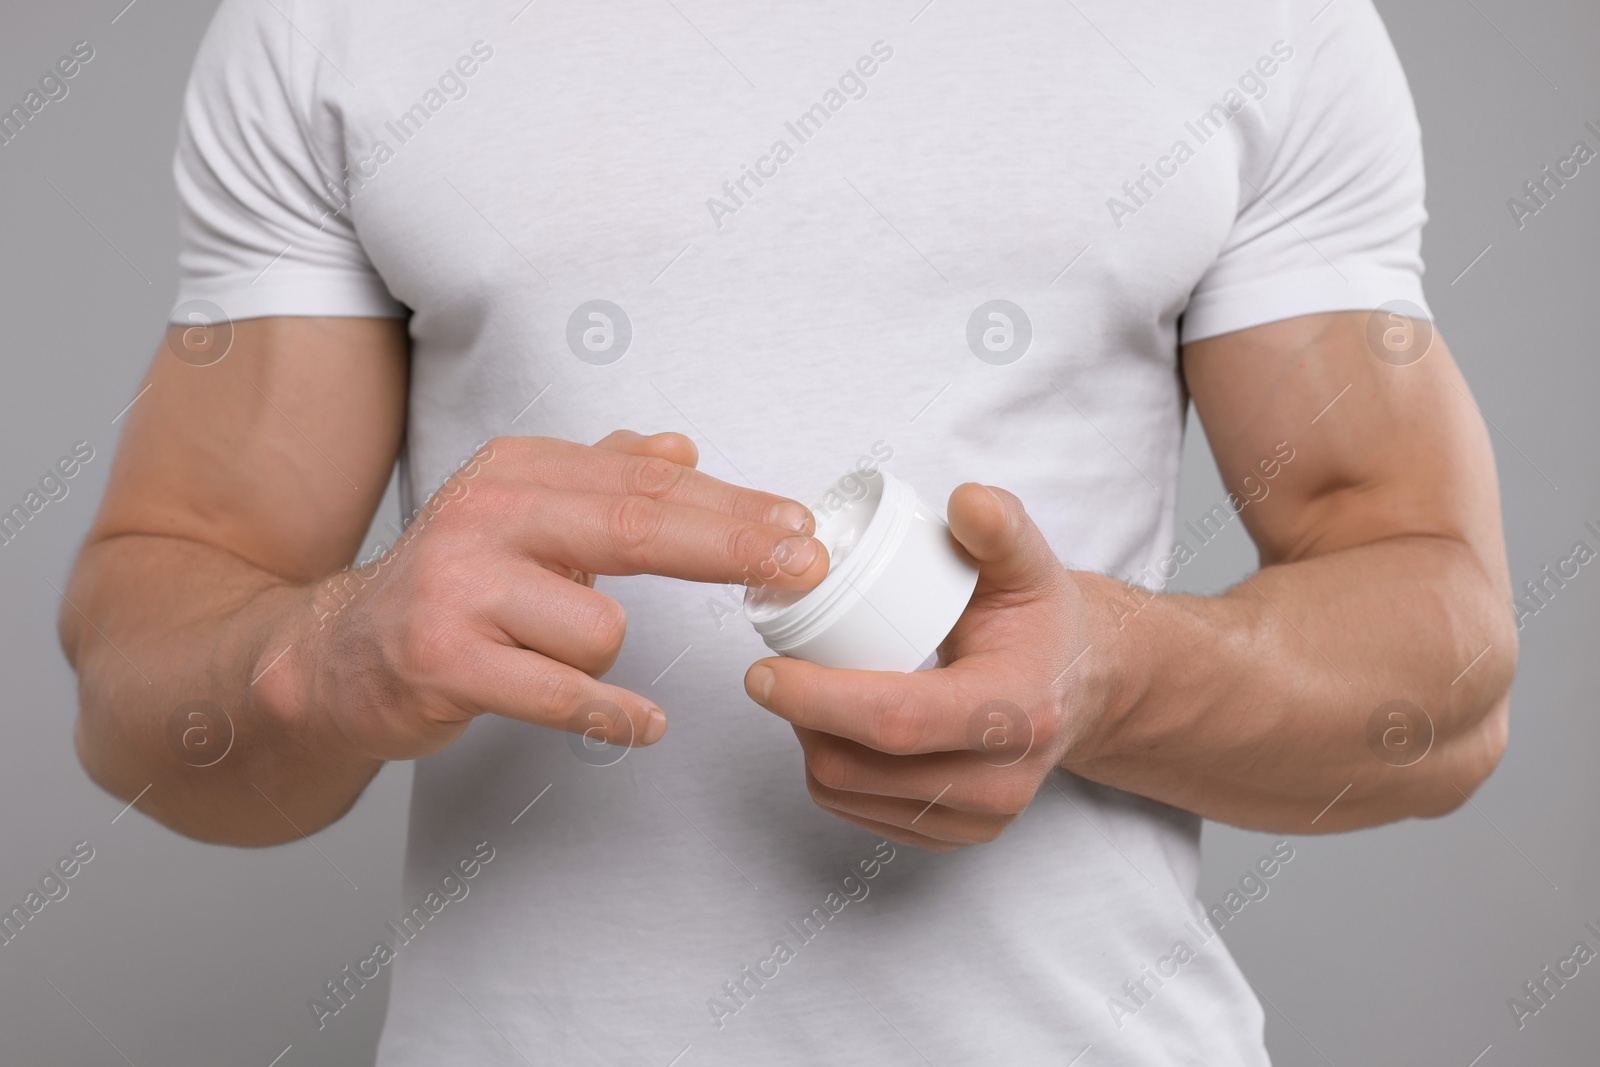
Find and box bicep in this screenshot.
[89,316,408,582]
[1181,310,1509,590]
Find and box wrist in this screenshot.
[1057,570,1154,765]
[246,581,376,767]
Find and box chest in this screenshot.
[332,2,1267,348]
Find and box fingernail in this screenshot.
[776,536,820,576]
[747,665,776,704]
[642,706,667,744]
[767,501,812,534]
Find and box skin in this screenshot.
[749,311,1515,848]
[61,310,1514,850]
[60,317,829,845]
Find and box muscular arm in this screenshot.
[1066,310,1515,830]
[61,318,410,844]
[747,310,1515,849]
[61,317,827,846]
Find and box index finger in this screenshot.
[507,434,815,534]
[744,655,1009,756]
[510,487,831,589]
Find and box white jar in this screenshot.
[744,469,980,672]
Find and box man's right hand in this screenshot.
[60,317,823,844]
[288,429,827,763]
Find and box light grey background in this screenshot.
[0,1,1594,1064]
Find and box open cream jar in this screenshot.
[744,469,980,672]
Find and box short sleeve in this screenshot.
[1180,0,1429,343]
[171,0,405,324]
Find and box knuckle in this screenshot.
[606,495,662,553]
[808,745,851,793]
[806,775,834,807]
[541,670,589,718]
[446,477,507,523]
[871,689,924,755]
[727,524,774,569]
[625,456,687,498]
[579,597,628,658]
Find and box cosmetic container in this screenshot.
[745,469,979,671]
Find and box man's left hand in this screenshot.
[744,483,1115,851]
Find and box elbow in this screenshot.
[1404,587,1517,820]
[1420,647,1516,819]
[70,689,294,849]
[1459,605,1518,792]
[1425,694,1510,817]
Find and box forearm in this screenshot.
[61,534,380,846]
[1067,535,1515,832]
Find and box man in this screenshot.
[60,0,1513,1062]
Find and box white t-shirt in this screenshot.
[172,1,1429,1063]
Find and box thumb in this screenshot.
[946,483,1061,594]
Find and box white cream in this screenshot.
[745,469,979,672]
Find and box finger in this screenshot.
[446,640,666,746]
[808,802,964,852]
[592,428,699,468]
[946,483,1062,596]
[512,488,830,589]
[794,727,1039,815]
[806,772,1007,846]
[746,655,1001,755]
[449,562,628,677]
[509,435,814,533]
